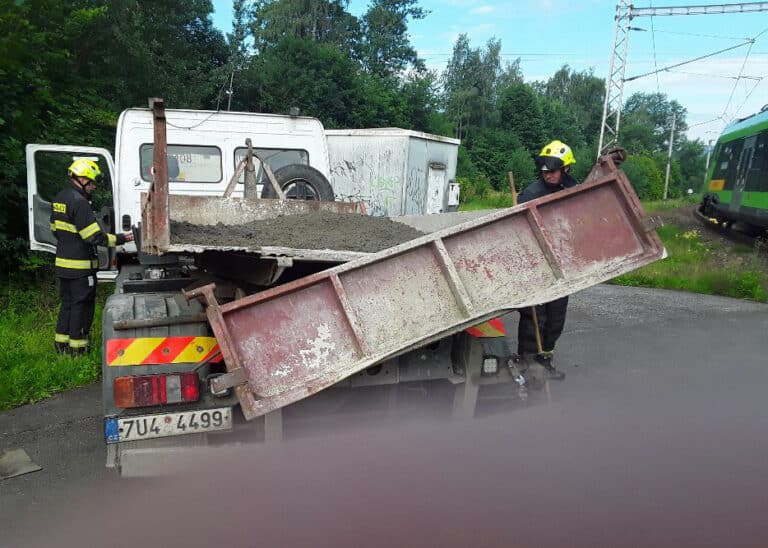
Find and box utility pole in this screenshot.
[663,112,676,200]
[598,1,768,158]
[226,70,235,111]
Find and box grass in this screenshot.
[0,276,109,411]
[611,224,768,302]
[460,191,514,210]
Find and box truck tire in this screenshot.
[260,164,335,201]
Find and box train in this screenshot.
[698,105,768,235]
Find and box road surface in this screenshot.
[1,285,766,547]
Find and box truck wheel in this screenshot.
[261,164,335,201]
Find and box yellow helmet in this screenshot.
[68,158,102,182]
[537,140,575,171]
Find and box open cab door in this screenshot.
[26,144,117,254]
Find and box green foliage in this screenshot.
[459,190,512,210]
[611,224,768,302]
[0,278,109,410]
[621,91,688,154]
[251,0,361,52]
[498,82,544,149]
[466,128,523,189]
[542,65,604,143]
[442,34,501,139]
[359,0,427,78]
[622,153,665,200]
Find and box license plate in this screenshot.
[105,408,232,444]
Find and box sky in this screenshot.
[210,0,768,142]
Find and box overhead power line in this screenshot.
[624,39,754,81]
[598,1,768,157]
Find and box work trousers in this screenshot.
[55,274,97,351]
[517,296,569,355]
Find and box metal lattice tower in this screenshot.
[598,1,633,157]
[597,1,768,157]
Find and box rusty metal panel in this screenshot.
[141,99,170,255]
[187,166,665,421]
[223,280,360,398]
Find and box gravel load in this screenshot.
[171,210,425,253]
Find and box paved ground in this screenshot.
[1,285,766,547]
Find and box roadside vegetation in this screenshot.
[0,262,106,411]
[612,198,768,301]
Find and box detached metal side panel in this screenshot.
[189,168,664,420]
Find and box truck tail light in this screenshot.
[114,372,200,408]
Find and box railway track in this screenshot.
[692,205,768,249]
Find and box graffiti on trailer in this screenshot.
[330,153,402,216]
[404,166,426,215]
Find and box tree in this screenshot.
[498,82,544,150]
[677,138,706,192]
[359,0,426,79]
[98,0,229,109]
[442,34,501,139]
[622,153,665,200]
[250,0,360,53]
[621,92,688,153]
[543,65,604,145]
[237,37,371,127]
[538,98,586,150]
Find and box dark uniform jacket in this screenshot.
[50,184,125,278]
[518,171,579,203]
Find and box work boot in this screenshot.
[55,342,70,355]
[507,355,528,386]
[535,351,565,380]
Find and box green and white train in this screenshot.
[699,106,768,233]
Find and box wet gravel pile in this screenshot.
[171,210,425,253]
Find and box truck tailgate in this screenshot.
[186,156,665,420]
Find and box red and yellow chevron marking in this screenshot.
[465,318,506,338]
[106,336,223,366]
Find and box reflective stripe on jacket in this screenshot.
[50,184,125,278]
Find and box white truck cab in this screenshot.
[28,109,332,257]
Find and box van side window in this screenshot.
[233,148,309,184]
[140,144,222,183]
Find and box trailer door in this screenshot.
[26,145,116,253]
[426,162,447,214]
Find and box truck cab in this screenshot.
[28,108,332,261]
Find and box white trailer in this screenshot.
[325,128,461,216]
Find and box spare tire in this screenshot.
[260,164,335,201]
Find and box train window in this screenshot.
[745,131,768,191]
[712,140,742,190]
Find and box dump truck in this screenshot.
[27,99,664,475]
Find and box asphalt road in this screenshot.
[1,285,766,547]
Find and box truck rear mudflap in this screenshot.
[186,152,665,421]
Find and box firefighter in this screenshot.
[51,158,134,354]
[516,140,579,380]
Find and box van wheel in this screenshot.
[261,164,335,201]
